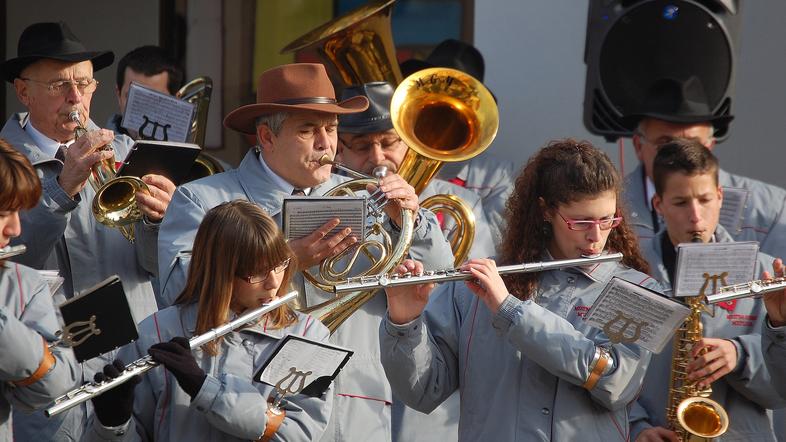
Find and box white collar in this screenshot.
[257,150,311,195]
[25,122,74,158]
[645,176,656,211]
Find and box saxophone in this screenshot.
[665,234,730,441]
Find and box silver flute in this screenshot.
[46,291,297,417]
[0,244,26,260]
[333,253,624,293]
[706,277,786,304]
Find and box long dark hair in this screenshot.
[174,200,297,355]
[498,139,648,300]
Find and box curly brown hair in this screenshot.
[498,139,649,300]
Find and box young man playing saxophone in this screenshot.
[629,139,786,441]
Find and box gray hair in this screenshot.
[255,112,289,138]
[635,118,715,143]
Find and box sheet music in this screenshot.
[121,82,195,142]
[673,241,758,297]
[584,277,690,353]
[718,187,748,234]
[255,335,352,388]
[283,197,366,241]
[38,270,64,296]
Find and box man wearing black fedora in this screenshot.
[624,76,786,259]
[156,63,453,442]
[0,21,172,441]
[400,39,514,246]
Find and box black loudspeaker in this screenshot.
[583,0,741,141]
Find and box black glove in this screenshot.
[148,336,206,399]
[91,359,141,427]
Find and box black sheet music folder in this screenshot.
[116,140,201,186]
[58,275,138,362]
[253,334,353,398]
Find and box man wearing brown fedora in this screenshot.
[0,21,172,442]
[622,76,786,260]
[156,63,453,442]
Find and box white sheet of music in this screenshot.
[584,277,690,353]
[283,196,366,242]
[719,187,749,234]
[672,241,758,297]
[255,334,352,388]
[121,82,195,142]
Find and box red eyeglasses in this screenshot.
[242,258,291,284]
[557,212,622,231]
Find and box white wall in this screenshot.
[4,1,160,127]
[475,0,786,188]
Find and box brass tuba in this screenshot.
[71,111,149,243]
[176,76,225,181]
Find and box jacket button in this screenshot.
[567,277,575,284]
[541,407,550,415]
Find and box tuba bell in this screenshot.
[281,0,402,86]
[176,76,225,181]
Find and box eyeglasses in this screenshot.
[557,212,622,231]
[20,78,99,96]
[340,136,402,154]
[242,258,291,284]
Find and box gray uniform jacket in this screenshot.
[157,149,454,442]
[623,164,786,258]
[629,226,786,441]
[762,321,786,399]
[380,257,660,442]
[0,262,78,442]
[437,150,515,246]
[86,304,331,441]
[421,178,497,261]
[2,113,159,442]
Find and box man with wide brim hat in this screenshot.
[622,75,786,264]
[398,39,513,245]
[1,21,169,442]
[156,63,453,442]
[336,80,497,442]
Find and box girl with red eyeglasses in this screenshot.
[378,139,660,441]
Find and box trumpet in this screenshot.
[333,253,624,293]
[707,277,786,304]
[0,244,26,260]
[45,291,297,417]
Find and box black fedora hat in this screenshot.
[622,76,734,131]
[1,22,114,83]
[338,82,395,134]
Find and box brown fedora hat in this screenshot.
[224,63,369,135]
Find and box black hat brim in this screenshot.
[2,50,114,83]
[339,118,395,135]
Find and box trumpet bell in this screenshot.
[281,0,401,86]
[92,176,150,242]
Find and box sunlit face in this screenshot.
[258,111,338,189]
[633,118,714,181]
[544,191,617,260]
[230,263,287,313]
[116,67,170,114]
[14,59,95,143]
[653,172,722,246]
[337,129,407,175]
[0,210,22,249]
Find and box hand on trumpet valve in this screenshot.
[685,337,738,388]
[462,258,510,315]
[761,257,786,326]
[148,337,206,399]
[91,359,140,427]
[288,218,357,270]
[365,172,419,227]
[135,174,176,222]
[58,129,115,197]
[385,259,434,325]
